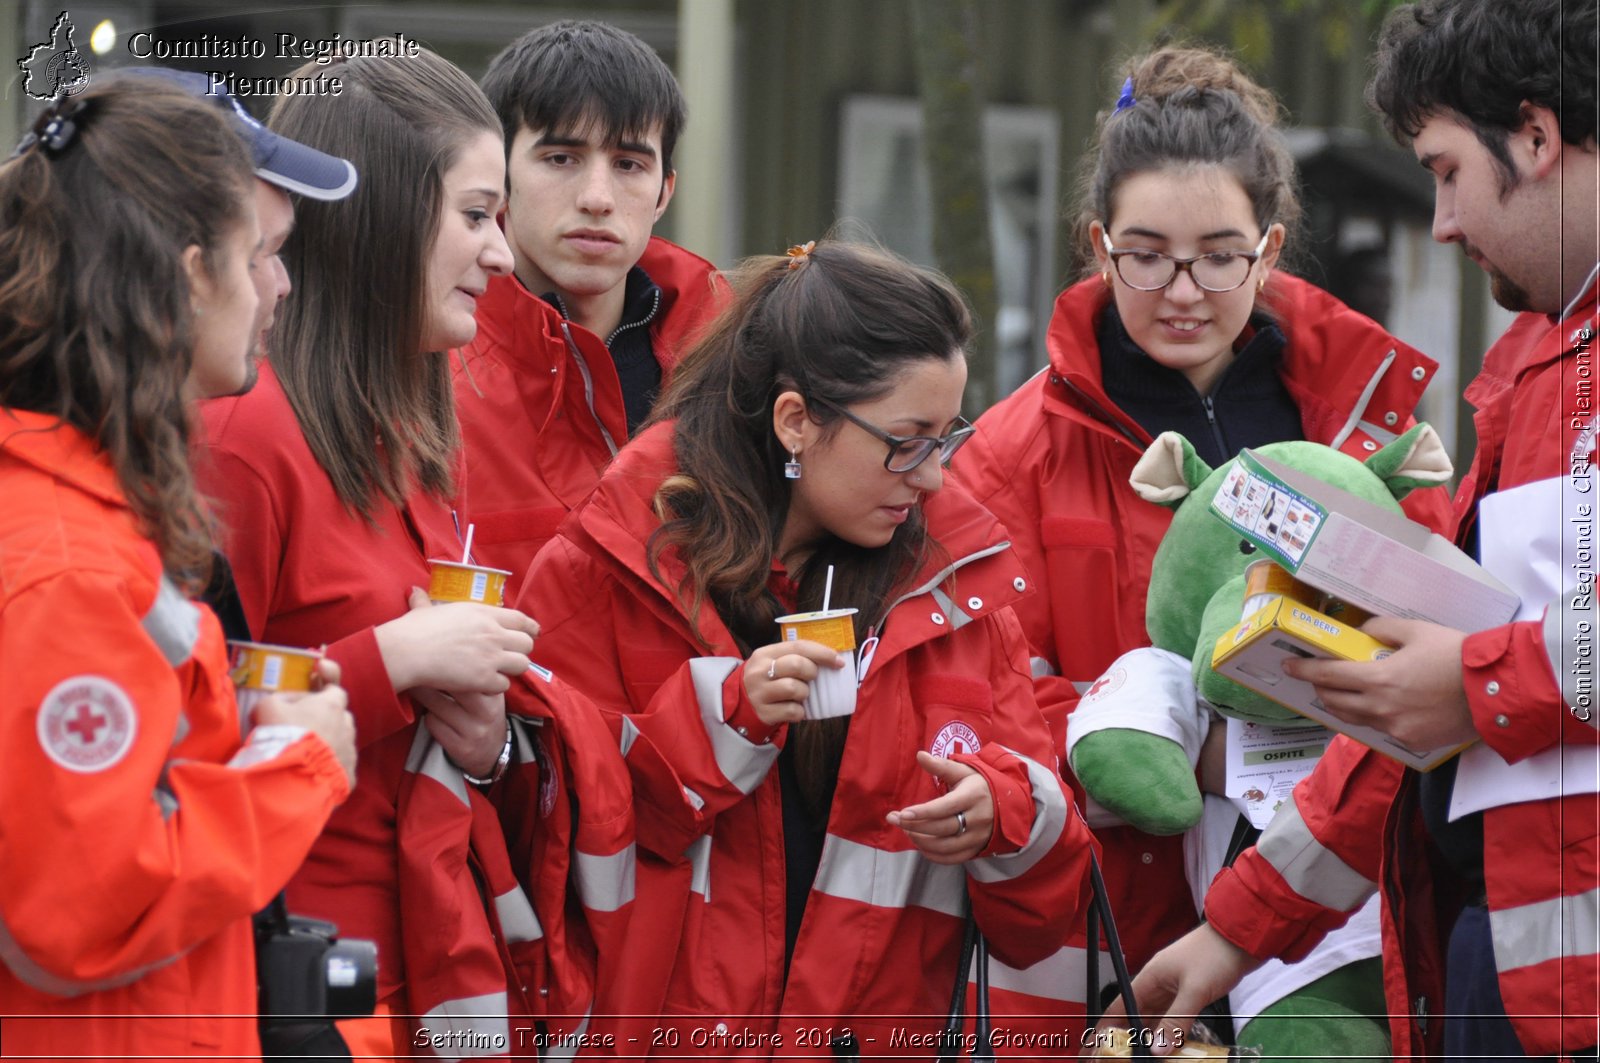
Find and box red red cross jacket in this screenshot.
[950,273,1452,1030]
[453,237,723,599]
[199,367,629,1056]
[0,410,348,1060]
[1203,271,1600,1058]
[519,422,1096,1057]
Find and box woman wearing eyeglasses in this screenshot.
[951,46,1452,1054]
[515,238,1093,1055]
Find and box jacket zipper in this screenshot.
[606,287,661,347]
[559,322,620,458]
[1056,376,1150,453]
[1201,394,1228,459]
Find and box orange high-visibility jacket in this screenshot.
[0,410,348,1060]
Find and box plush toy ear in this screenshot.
[1363,422,1454,500]
[1130,431,1214,509]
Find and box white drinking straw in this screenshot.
[461,523,476,565]
[822,564,835,613]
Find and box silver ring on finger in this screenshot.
[955,811,968,835]
[767,658,778,681]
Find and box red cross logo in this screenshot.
[38,676,136,773]
[1086,676,1114,698]
[65,703,107,744]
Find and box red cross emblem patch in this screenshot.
[931,720,982,760]
[1083,667,1127,703]
[37,675,137,773]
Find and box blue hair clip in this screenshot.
[9,99,86,160]
[1114,76,1136,113]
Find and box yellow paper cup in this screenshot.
[774,608,859,719]
[1241,559,1318,621]
[426,560,512,607]
[228,640,320,718]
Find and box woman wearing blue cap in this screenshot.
[0,74,355,1059]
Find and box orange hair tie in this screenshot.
[785,240,817,270]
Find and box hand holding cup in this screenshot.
[743,640,846,728]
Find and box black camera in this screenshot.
[254,895,378,1060]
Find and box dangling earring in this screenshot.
[784,446,802,480]
[1256,274,1267,294]
[1101,270,1113,289]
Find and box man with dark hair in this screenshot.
[454,20,721,595]
[1105,2,1599,1060]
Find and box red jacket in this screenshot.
[454,237,723,597]
[951,274,1452,1018]
[1204,273,1600,1058]
[520,422,1095,1057]
[199,366,627,1054]
[0,410,348,1060]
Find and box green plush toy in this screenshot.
[1066,423,1452,1060]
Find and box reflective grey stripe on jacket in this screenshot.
[403,725,471,805]
[1490,886,1600,973]
[812,835,966,917]
[417,994,510,1059]
[982,942,1117,1005]
[686,834,712,900]
[1327,349,1398,450]
[0,916,178,998]
[1255,794,1376,913]
[141,576,200,667]
[541,1011,594,1063]
[575,845,636,913]
[493,887,542,945]
[690,656,779,793]
[968,747,1068,883]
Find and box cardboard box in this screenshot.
[1209,449,1520,632]
[1213,595,1473,771]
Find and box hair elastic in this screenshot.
[1113,76,1137,113]
[786,240,816,270]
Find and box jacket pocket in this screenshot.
[620,648,689,711]
[1040,515,1138,682]
[913,672,994,759]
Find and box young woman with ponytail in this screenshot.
[0,76,354,1058]
[518,238,1094,1055]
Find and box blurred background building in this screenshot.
[3,0,1515,471]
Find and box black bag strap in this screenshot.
[971,934,994,1063]
[936,900,981,1063]
[1084,850,1153,1058]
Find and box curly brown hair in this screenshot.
[0,76,254,591]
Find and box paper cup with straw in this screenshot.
[427,523,512,606]
[774,566,859,719]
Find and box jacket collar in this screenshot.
[571,422,1026,652]
[0,409,125,507]
[1043,272,1436,450]
[468,236,720,373]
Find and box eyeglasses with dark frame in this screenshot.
[1100,227,1273,293]
[807,395,976,474]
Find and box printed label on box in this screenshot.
[1211,453,1325,567]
